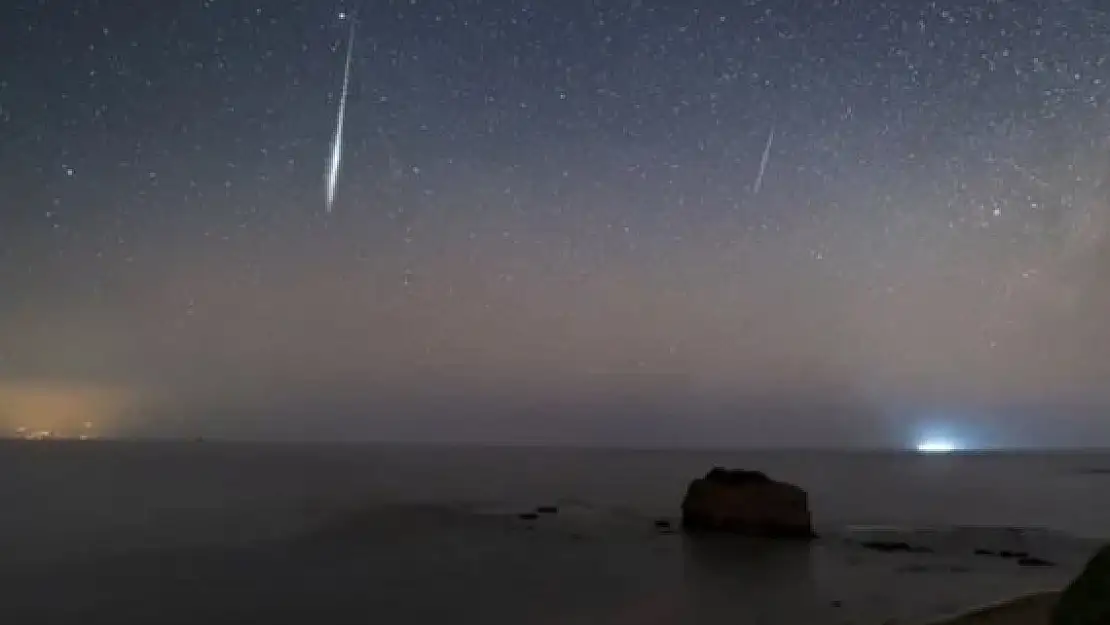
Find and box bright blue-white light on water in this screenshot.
[916,438,959,453]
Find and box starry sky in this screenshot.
[1,0,1109,446]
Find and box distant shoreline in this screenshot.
[5,436,1110,453]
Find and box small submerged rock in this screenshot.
[650,519,676,535]
[897,563,973,573]
[518,512,539,521]
[860,540,934,554]
[972,546,1053,566]
[535,505,558,515]
[1076,467,1110,475]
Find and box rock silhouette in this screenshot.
[680,467,815,539]
[1052,544,1110,625]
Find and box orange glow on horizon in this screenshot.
[0,381,140,438]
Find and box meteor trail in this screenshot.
[325,20,355,213]
[753,125,775,195]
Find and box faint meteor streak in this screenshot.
[753,125,775,195]
[325,21,355,213]
[995,156,1050,188]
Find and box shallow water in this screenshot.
[1,442,1107,624]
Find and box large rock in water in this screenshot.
[680,467,815,539]
[1052,544,1110,625]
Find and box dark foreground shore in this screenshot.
[921,591,1060,625]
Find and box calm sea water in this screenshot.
[3,441,1109,560]
[2,441,1108,624]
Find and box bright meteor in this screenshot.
[325,20,355,213]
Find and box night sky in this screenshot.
[2,0,1109,446]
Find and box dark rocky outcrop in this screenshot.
[680,467,815,539]
[535,505,558,514]
[1052,544,1110,625]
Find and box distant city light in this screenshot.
[11,423,96,441]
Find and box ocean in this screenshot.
[2,441,1108,624]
